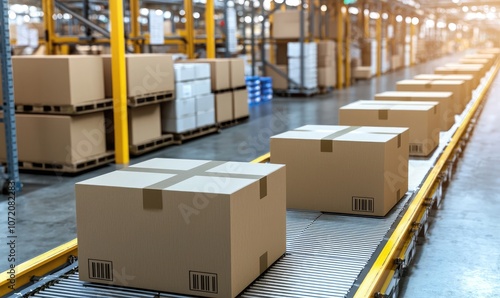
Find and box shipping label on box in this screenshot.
[76,158,286,298]
[374,91,455,131]
[270,125,409,216]
[339,100,440,156]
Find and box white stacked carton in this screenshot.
[287,42,318,89]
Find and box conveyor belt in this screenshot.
[5,61,498,298]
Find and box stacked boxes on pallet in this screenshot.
[0,56,112,172]
[102,54,175,154]
[288,42,318,89]
[317,41,336,89]
[162,63,214,133]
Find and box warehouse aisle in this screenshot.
[399,66,500,297]
[0,52,466,272]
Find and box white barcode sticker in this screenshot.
[189,271,218,294]
[352,197,375,213]
[410,143,423,154]
[88,259,113,281]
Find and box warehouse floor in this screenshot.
[2,51,498,297]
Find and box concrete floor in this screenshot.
[2,51,496,296]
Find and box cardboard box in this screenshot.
[444,63,486,78]
[184,59,231,91]
[103,54,175,98]
[276,44,288,65]
[265,65,288,90]
[163,115,196,133]
[287,42,317,58]
[175,81,193,99]
[0,112,106,164]
[395,79,466,114]
[161,98,196,119]
[273,10,309,39]
[76,158,286,298]
[270,125,409,216]
[215,92,233,123]
[233,89,249,119]
[317,55,333,67]
[192,79,212,97]
[196,109,216,127]
[195,93,215,112]
[318,67,336,87]
[174,63,196,82]
[339,100,440,156]
[354,66,372,79]
[465,53,496,63]
[413,74,474,102]
[374,91,455,131]
[12,56,104,105]
[458,58,491,69]
[128,104,162,145]
[317,41,336,57]
[193,63,211,80]
[229,58,246,88]
[434,66,481,88]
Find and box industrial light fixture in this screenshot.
[382,12,388,19]
[396,15,403,22]
[321,5,327,12]
[405,16,411,24]
[348,7,359,15]
[369,12,380,19]
[448,22,457,31]
[412,17,419,25]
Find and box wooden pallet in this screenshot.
[16,151,115,173]
[273,87,318,97]
[15,99,113,115]
[317,86,333,94]
[130,134,177,155]
[218,116,250,129]
[172,124,220,143]
[127,91,174,107]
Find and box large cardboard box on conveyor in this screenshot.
[76,158,286,298]
[413,74,474,102]
[434,66,482,89]
[11,55,105,106]
[0,112,106,164]
[445,63,486,79]
[339,100,440,156]
[459,58,492,70]
[395,79,466,114]
[102,54,175,98]
[374,91,455,131]
[270,125,409,216]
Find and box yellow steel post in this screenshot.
[336,1,344,89]
[345,4,351,87]
[363,2,369,38]
[130,0,141,53]
[376,15,382,76]
[410,21,415,66]
[185,0,195,58]
[42,0,55,54]
[206,0,216,58]
[110,0,130,164]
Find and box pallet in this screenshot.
[172,124,220,143]
[317,86,333,94]
[16,151,115,173]
[127,91,174,107]
[213,86,247,94]
[130,134,177,155]
[274,87,318,97]
[15,99,113,115]
[218,116,250,129]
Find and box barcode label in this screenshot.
[352,197,374,212]
[410,143,423,154]
[88,259,113,281]
[189,271,218,294]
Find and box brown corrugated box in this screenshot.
[102,54,174,98]
[374,91,455,131]
[128,104,162,145]
[339,100,440,156]
[318,67,336,87]
[0,112,106,164]
[273,10,309,39]
[413,74,474,102]
[445,63,486,78]
[275,43,288,65]
[215,92,233,123]
[232,89,249,119]
[434,66,481,88]
[76,158,286,298]
[270,125,409,216]
[12,56,104,106]
[395,79,466,114]
[184,59,231,91]
[229,58,246,88]
[265,65,288,90]
[459,58,491,69]
[318,55,333,67]
[317,41,336,57]
[353,66,372,79]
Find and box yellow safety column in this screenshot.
[110,0,130,164]
[363,2,369,39]
[410,19,416,66]
[42,0,55,54]
[206,0,215,58]
[130,0,141,53]
[336,1,344,89]
[376,14,382,76]
[345,4,351,87]
[185,0,195,58]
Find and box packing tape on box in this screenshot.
[378,110,389,120]
[315,126,361,153]
[121,161,269,210]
